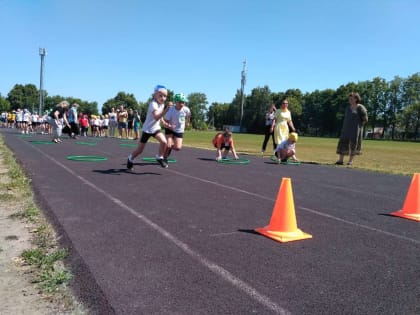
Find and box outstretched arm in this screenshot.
[231,145,239,159]
[216,146,223,160]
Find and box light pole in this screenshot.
[239,59,246,132]
[39,48,46,115]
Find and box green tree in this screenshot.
[226,90,242,126]
[386,76,404,139]
[400,73,420,139]
[207,102,230,130]
[399,102,420,140]
[102,92,139,114]
[244,86,272,133]
[363,77,388,138]
[187,92,208,129]
[7,84,39,112]
[0,93,11,112]
[302,89,335,136]
[41,95,98,116]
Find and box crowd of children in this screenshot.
[1,108,52,135]
[0,107,140,140]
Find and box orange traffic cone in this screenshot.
[390,173,420,222]
[255,177,312,243]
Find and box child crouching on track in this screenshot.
[274,132,299,163]
[212,129,239,161]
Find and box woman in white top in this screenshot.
[108,107,118,137]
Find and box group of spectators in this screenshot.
[47,102,144,143]
[260,92,368,165]
[1,102,142,143]
[0,109,51,135]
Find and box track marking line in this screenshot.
[166,169,420,246]
[30,146,290,315]
[299,206,420,245]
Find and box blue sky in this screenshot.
[1,0,419,110]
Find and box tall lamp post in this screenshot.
[39,48,46,115]
[239,59,247,132]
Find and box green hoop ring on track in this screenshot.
[120,143,137,147]
[66,155,108,162]
[76,141,97,146]
[217,158,250,165]
[30,140,54,144]
[269,156,301,165]
[142,157,177,163]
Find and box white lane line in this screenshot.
[167,169,420,246]
[31,147,290,315]
[299,206,420,245]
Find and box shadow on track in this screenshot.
[93,168,161,176]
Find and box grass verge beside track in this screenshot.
[0,134,87,314]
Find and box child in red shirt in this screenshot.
[212,129,239,161]
[79,114,89,137]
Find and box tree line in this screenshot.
[209,73,419,140]
[1,72,419,140]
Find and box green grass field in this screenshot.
[183,130,420,176]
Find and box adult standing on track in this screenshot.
[126,85,172,169]
[132,110,142,140]
[127,108,134,139]
[272,99,296,148]
[261,103,276,155]
[47,100,71,143]
[335,92,368,166]
[117,105,128,139]
[108,107,118,137]
[67,103,79,139]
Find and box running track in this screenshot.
[1,129,419,315]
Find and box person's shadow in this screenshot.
[92,163,161,176]
[197,157,217,162]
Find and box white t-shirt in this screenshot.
[16,111,23,122]
[274,139,296,153]
[108,112,117,125]
[164,106,191,133]
[142,100,164,134]
[23,112,31,122]
[32,114,39,123]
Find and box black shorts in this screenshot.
[164,128,183,138]
[214,144,230,150]
[140,130,162,143]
